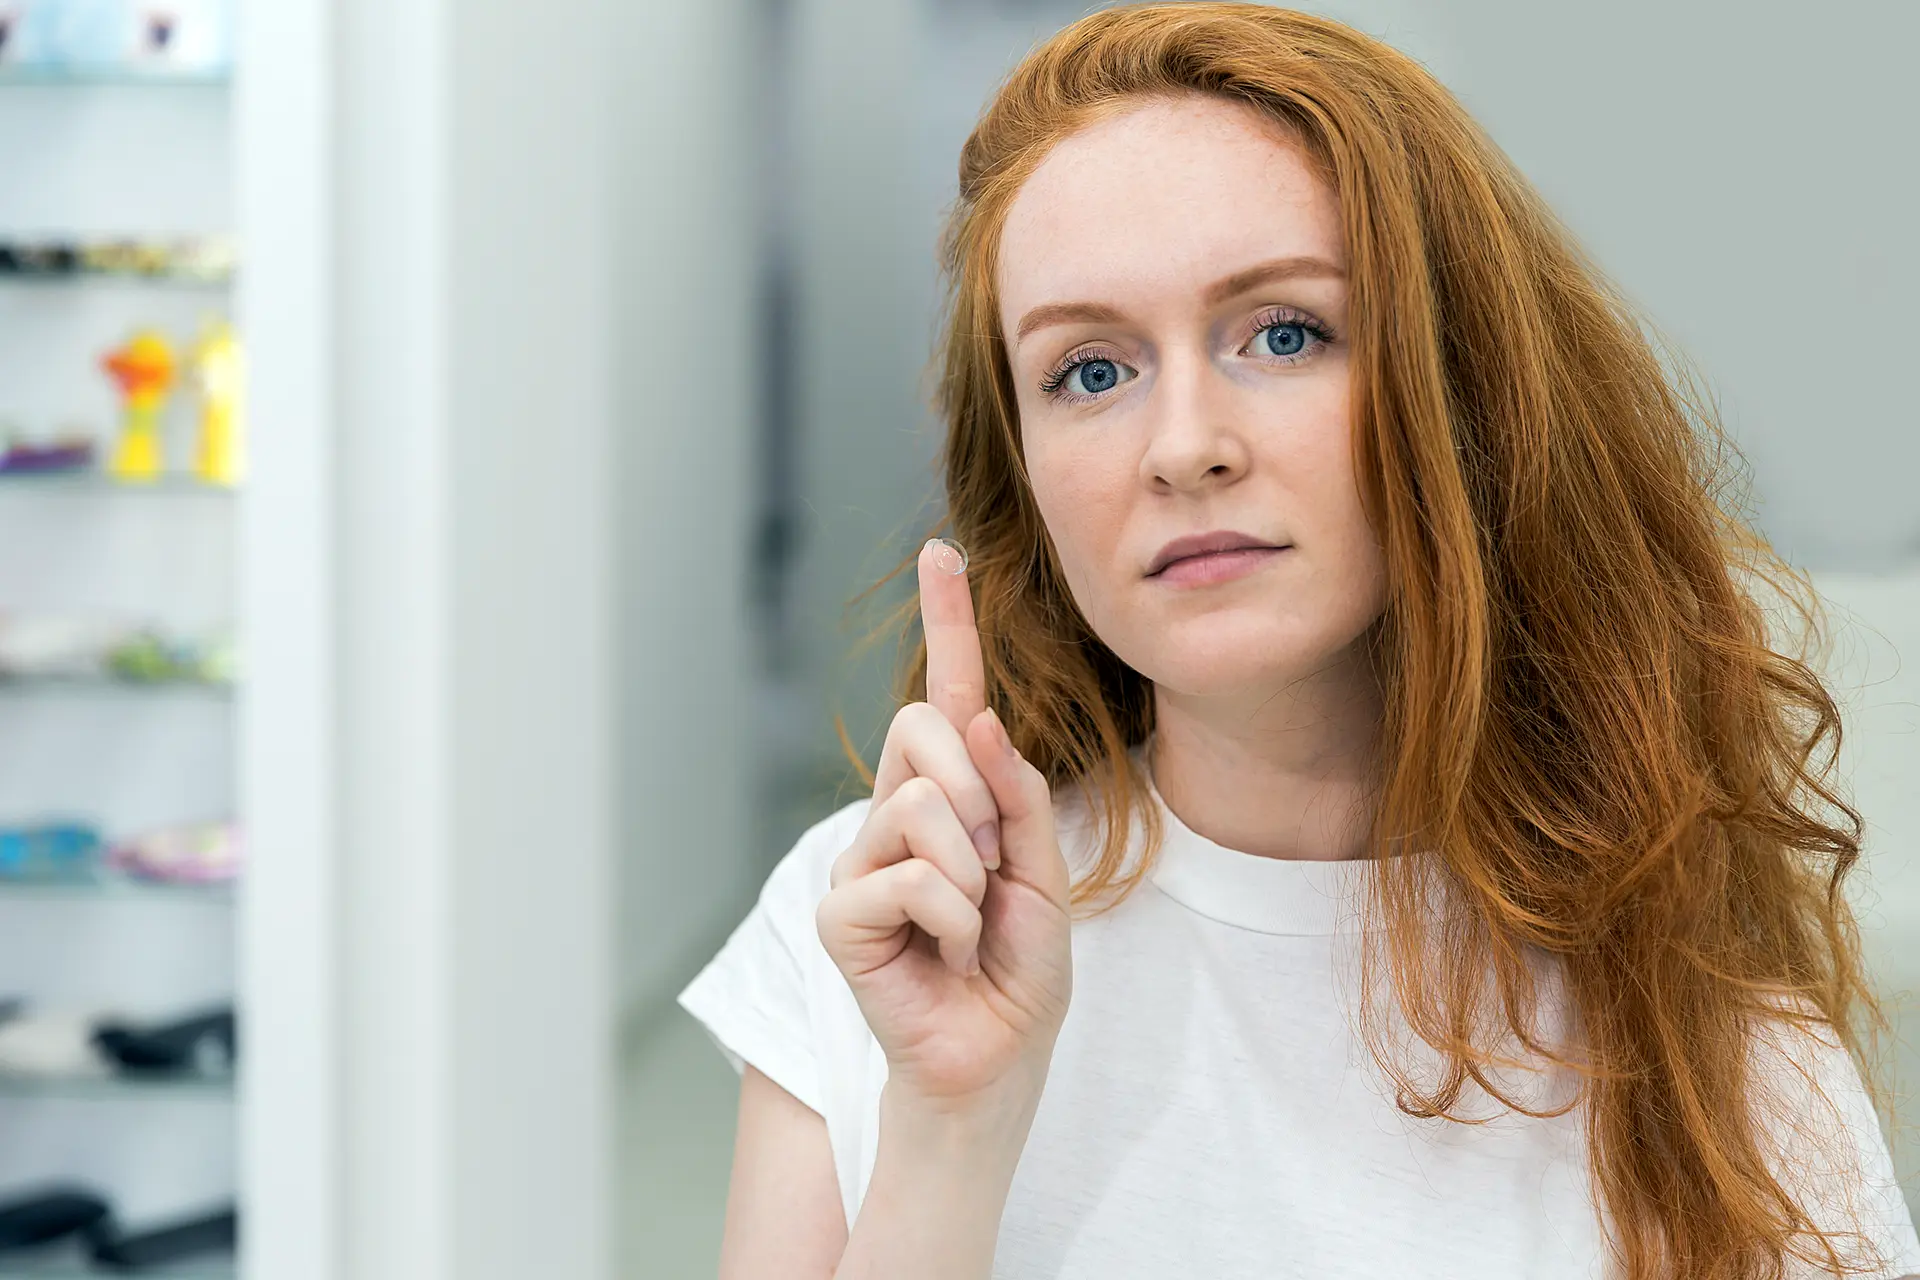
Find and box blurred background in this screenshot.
[0,0,1911,1276]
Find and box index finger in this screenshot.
[919,537,987,734]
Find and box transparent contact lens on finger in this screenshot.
[927,537,968,576]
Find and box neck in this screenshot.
[1147,641,1384,862]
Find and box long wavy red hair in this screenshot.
[837,5,1902,1276]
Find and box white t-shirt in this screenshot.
[676,773,1920,1278]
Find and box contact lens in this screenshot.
[927,537,968,575]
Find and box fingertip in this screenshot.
[926,537,968,576]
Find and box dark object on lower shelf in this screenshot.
[93,1008,235,1077]
[86,1204,235,1272]
[0,1187,111,1252]
[0,244,80,276]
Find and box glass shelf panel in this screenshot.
[0,271,233,289]
[0,1260,233,1279]
[0,674,236,696]
[0,473,237,494]
[0,875,234,903]
[0,1073,234,1101]
[0,68,230,88]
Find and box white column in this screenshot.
[240,0,619,1276]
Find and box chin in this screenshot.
[1110,613,1322,701]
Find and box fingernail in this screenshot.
[972,822,1001,871]
[926,537,968,575]
[965,952,980,977]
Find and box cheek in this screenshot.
[1025,434,1131,602]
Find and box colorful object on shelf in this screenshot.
[0,236,237,281]
[189,317,242,485]
[0,432,94,475]
[0,822,104,883]
[100,327,174,482]
[102,627,233,684]
[0,615,237,683]
[106,819,240,884]
[0,0,234,77]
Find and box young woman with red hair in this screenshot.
[681,6,1920,1276]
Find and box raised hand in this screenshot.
[815,538,1075,1113]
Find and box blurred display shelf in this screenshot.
[0,474,236,494]
[0,674,235,695]
[0,1073,234,1101]
[0,68,229,87]
[0,271,233,289]
[0,1261,232,1279]
[0,875,233,903]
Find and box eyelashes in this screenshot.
[1036,305,1338,405]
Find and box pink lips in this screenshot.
[1154,546,1288,586]
[1146,531,1290,586]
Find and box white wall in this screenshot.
[608,0,761,1033]
[242,0,639,1275]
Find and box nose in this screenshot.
[1138,350,1250,494]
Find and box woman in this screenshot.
[678,5,1920,1277]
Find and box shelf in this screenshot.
[0,271,233,289]
[0,675,235,696]
[0,473,236,494]
[0,1260,233,1279]
[0,68,230,88]
[0,1073,234,1101]
[0,876,233,904]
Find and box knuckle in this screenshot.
[894,700,942,736]
[894,774,947,815]
[900,856,942,894]
[934,678,979,704]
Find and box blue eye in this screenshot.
[1261,323,1309,357]
[1072,359,1120,393]
[1039,352,1136,402]
[1247,309,1336,364]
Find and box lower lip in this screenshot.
[1150,546,1289,586]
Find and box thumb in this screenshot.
[965,708,1069,905]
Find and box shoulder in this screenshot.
[1746,1006,1920,1273]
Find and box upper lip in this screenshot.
[1145,530,1288,576]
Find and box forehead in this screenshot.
[996,94,1342,323]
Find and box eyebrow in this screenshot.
[1010,254,1347,346]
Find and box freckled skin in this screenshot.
[993,92,1392,863]
[997,93,1387,730]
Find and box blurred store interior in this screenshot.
[0,0,1913,1276]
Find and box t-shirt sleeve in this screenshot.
[674,801,870,1119]
[1750,1012,1920,1277]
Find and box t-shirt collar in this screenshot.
[1138,749,1374,937]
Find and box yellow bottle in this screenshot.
[191,319,245,486]
[101,329,176,484]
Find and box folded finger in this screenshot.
[818,857,983,978]
[831,774,989,909]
